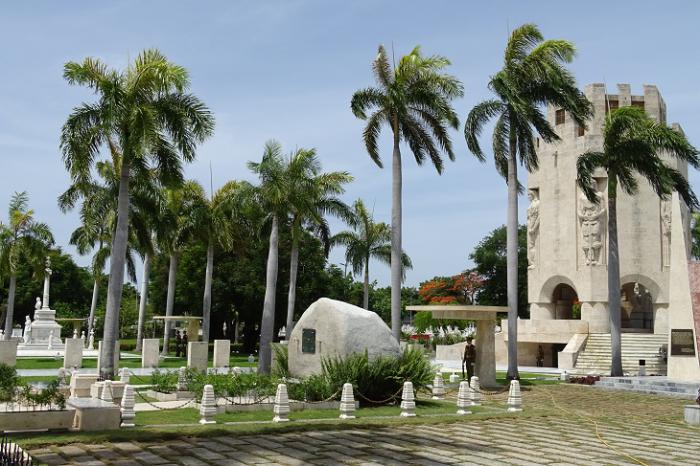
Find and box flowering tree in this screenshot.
[418,270,485,305]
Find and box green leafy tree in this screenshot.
[576,105,699,376]
[692,212,700,260]
[464,24,592,379]
[0,192,54,338]
[469,225,528,317]
[61,49,214,377]
[352,45,463,340]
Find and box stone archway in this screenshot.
[552,284,579,320]
[620,282,654,331]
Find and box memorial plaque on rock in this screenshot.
[671,329,696,356]
[302,328,316,354]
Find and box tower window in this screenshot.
[631,100,645,110]
[577,125,585,137]
[555,109,565,125]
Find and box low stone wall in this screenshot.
[145,390,195,402]
[435,342,466,361]
[0,409,75,432]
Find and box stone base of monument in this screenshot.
[0,408,75,432]
[145,390,195,402]
[684,405,700,425]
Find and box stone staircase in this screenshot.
[572,333,667,376]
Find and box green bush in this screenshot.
[150,369,178,394]
[287,374,334,402]
[185,369,276,400]
[272,344,289,378]
[0,363,20,402]
[322,347,433,406]
[18,379,66,410]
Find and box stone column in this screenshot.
[475,320,497,388]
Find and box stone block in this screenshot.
[64,338,84,369]
[68,398,121,431]
[0,339,18,366]
[213,339,230,368]
[97,340,120,374]
[90,380,125,405]
[685,405,700,425]
[188,341,208,371]
[142,339,160,368]
[70,374,100,398]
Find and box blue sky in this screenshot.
[1,1,699,287]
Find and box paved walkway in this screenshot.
[28,415,700,465]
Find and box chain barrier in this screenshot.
[294,389,342,404]
[354,386,404,405]
[134,389,197,411]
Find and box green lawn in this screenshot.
[134,399,489,426]
[15,355,255,370]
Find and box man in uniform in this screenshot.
[462,336,476,380]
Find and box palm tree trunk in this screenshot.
[87,279,99,337]
[258,214,279,374]
[3,275,17,341]
[161,253,179,356]
[135,252,150,352]
[285,234,299,336]
[390,129,403,342]
[202,241,214,343]
[506,131,520,380]
[101,160,130,378]
[608,182,623,376]
[363,260,370,310]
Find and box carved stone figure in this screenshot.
[661,199,672,266]
[88,328,95,351]
[23,316,32,344]
[578,192,605,265]
[35,297,41,310]
[527,190,540,268]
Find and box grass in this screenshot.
[15,355,255,370]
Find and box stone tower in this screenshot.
[527,83,688,336]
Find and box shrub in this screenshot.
[18,379,66,410]
[0,363,20,402]
[287,374,334,402]
[185,369,276,400]
[150,369,178,394]
[272,344,289,378]
[322,347,434,406]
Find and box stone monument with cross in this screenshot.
[18,256,63,349]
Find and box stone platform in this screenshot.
[595,376,700,398]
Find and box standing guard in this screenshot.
[462,336,476,381]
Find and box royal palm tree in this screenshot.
[247,141,290,374]
[59,160,154,337]
[285,149,353,334]
[198,180,248,343]
[61,49,214,377]
[577,105,699,376]
[0,192,54,339]
[159,181,208,355]
[351,45,463,341]
[331,199,412,309]
[464,24,592,380]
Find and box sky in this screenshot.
[1,1,700,288]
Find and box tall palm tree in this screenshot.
[351,45,463,341]
[331,199,412,309]
[59,161,153,337]
[0,192,54,339]
[247,141,290,374]
[198,180,247,343]
[577,105,699,376]
[159,181,208,355]
[464,24,592,380]
[285,149,353,334]
[61,49,214,377]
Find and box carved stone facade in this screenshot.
[523,83,689,343]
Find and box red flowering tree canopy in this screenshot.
[418,271,485,304]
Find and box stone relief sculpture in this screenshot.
[661,199,672,266]
[527,190,540,268]
[578,191,605,265]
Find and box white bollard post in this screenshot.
[448,372,460,384]
[119,368,130,384]
[120,385,136,427]
[177,366,188,392]
[400,381,416,417]
[456,380,472,415]
[273,383,290,422]
[507,380,523,412]
[339,383,356,419]
[469,376,482,406]
[432,374,446,400]
[199,384,217,424]
[101,380,114,403]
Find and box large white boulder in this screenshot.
[288,298,400,377]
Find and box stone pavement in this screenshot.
[29,414,700,465]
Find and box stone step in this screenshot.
[594,377,699,399]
